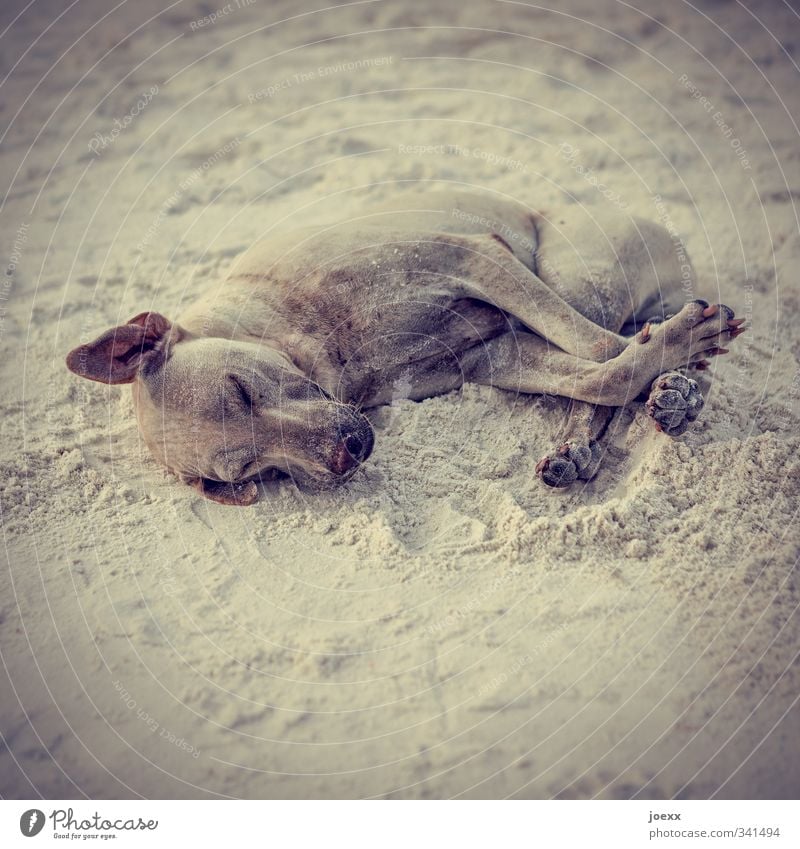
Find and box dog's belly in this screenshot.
[337,296,510,405]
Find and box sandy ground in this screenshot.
[1,0,799,799]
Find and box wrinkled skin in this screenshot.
[66,191,744,505]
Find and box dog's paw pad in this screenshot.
[646,371,704,436]
[536,455,578,487]
[536,440,601,488]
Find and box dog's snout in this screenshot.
[330,423,374,475]
[344,433,364,457]
[331,443,358,475]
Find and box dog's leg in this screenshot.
[541,364,705,484]
[470,297,741,484]
[534,400,614,487]
[445,233,629,362]
[463,299,742,411]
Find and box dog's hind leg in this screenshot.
[468,298,740,405]
[445,208,693,365]
[460,334,627,490]
[530,208,725,456]
[465,300,741,406]
[534,400,614,487]
[502,209,672,484]
[442,232,630,363]
[462,296,742,477]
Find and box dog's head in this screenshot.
[66,312,374,505]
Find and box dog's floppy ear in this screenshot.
[66,312,176,384]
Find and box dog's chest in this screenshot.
[226,226,510,397]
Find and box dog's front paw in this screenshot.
[645,371,704,436]
[536,439,602,487]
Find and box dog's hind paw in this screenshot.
[645,371,704,436]
[536,439,602,488]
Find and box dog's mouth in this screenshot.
[242,464,359,492]
[227,413,374,490]
[287,446,373,490]
[242,446,374,492]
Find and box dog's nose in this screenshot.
[331,426,373,475]
[344,434,364,458]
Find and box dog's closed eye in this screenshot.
[228,375,253,410]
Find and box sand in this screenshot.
[0,0,798,799]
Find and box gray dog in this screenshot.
[66,191,745,506]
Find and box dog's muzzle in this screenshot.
[330,420,374,476]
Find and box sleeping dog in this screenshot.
[66,191,744,505]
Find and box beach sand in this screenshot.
[0,0,798,798]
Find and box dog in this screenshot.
[66,191,745,506]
